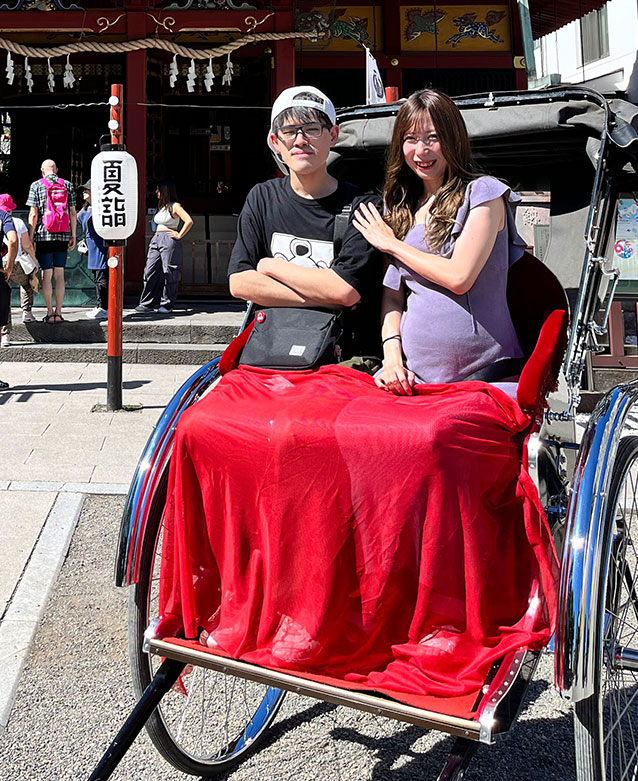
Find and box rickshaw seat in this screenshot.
[507,251,568,360]
[507,252,569,415]
[219,319,253,375]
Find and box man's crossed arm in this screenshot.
[229,257,359,309]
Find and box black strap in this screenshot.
[333,203,352,256]
[463,357,525,383]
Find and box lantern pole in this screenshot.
[106,83,124,411]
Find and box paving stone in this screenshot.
[0,492,84,727]
[8,481,64,492]
[62,482,129,495]
[14,462,94,483]
[0,492,56,617]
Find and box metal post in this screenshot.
[107,83,124,411]
[88,658,186,780]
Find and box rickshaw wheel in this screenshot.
[128,467,286,777]
[574,436,638,781]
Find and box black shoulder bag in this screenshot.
[239,204,352,371]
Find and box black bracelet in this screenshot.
[382,334,402,345]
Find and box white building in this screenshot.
[533,0,638,100]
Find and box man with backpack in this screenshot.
[26,159,76,323]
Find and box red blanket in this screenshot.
[159,365,558,701]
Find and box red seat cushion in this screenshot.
[219,320,254,375]
[516,308,568,415]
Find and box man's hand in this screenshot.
[256,257,284,276]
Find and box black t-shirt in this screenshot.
[228,177,382,358]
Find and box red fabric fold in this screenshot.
[158,365,559,702]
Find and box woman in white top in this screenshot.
[136,181,193,314]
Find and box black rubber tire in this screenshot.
[128,464,285,777]
[574,435,638,780]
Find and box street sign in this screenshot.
[90,150,138,242]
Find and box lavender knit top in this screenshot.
[383,176,526,388]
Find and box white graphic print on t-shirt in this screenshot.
[270,232,334,269]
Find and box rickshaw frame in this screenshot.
[94,86,638,781]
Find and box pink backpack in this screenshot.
[40,177,70,233]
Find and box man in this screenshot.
[0,208,18,387]
[228,86,381,361]
[26,159,76,323]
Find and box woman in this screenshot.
[136,181,193,314]
[353,89,525,398]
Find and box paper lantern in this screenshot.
[90,150,138,242]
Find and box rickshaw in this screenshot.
[91,87,638,780]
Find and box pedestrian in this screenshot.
[26,158,76,323]
[0,206,18,385]
[77,180,108,321]
[0,193,40,347]
[135,181,193,314]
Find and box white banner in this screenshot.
[90,150,138,241]
[365,48,386,105]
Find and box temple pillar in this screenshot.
[273,10,295,98]
[125,44,147,286]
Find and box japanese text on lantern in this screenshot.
[101,160,126,228]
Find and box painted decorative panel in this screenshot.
[295,6,382,51]
[400,6,510,51]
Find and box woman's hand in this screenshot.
[353,202,397,254]
[375,362,416,396]
[167,229,180,239]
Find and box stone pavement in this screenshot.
[0,359,203,727]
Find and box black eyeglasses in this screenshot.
[276,123,328,141]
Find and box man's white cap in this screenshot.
[270,86,337,130]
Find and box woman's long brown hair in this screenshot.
[156,181,178,216]
[383,89,479,252]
